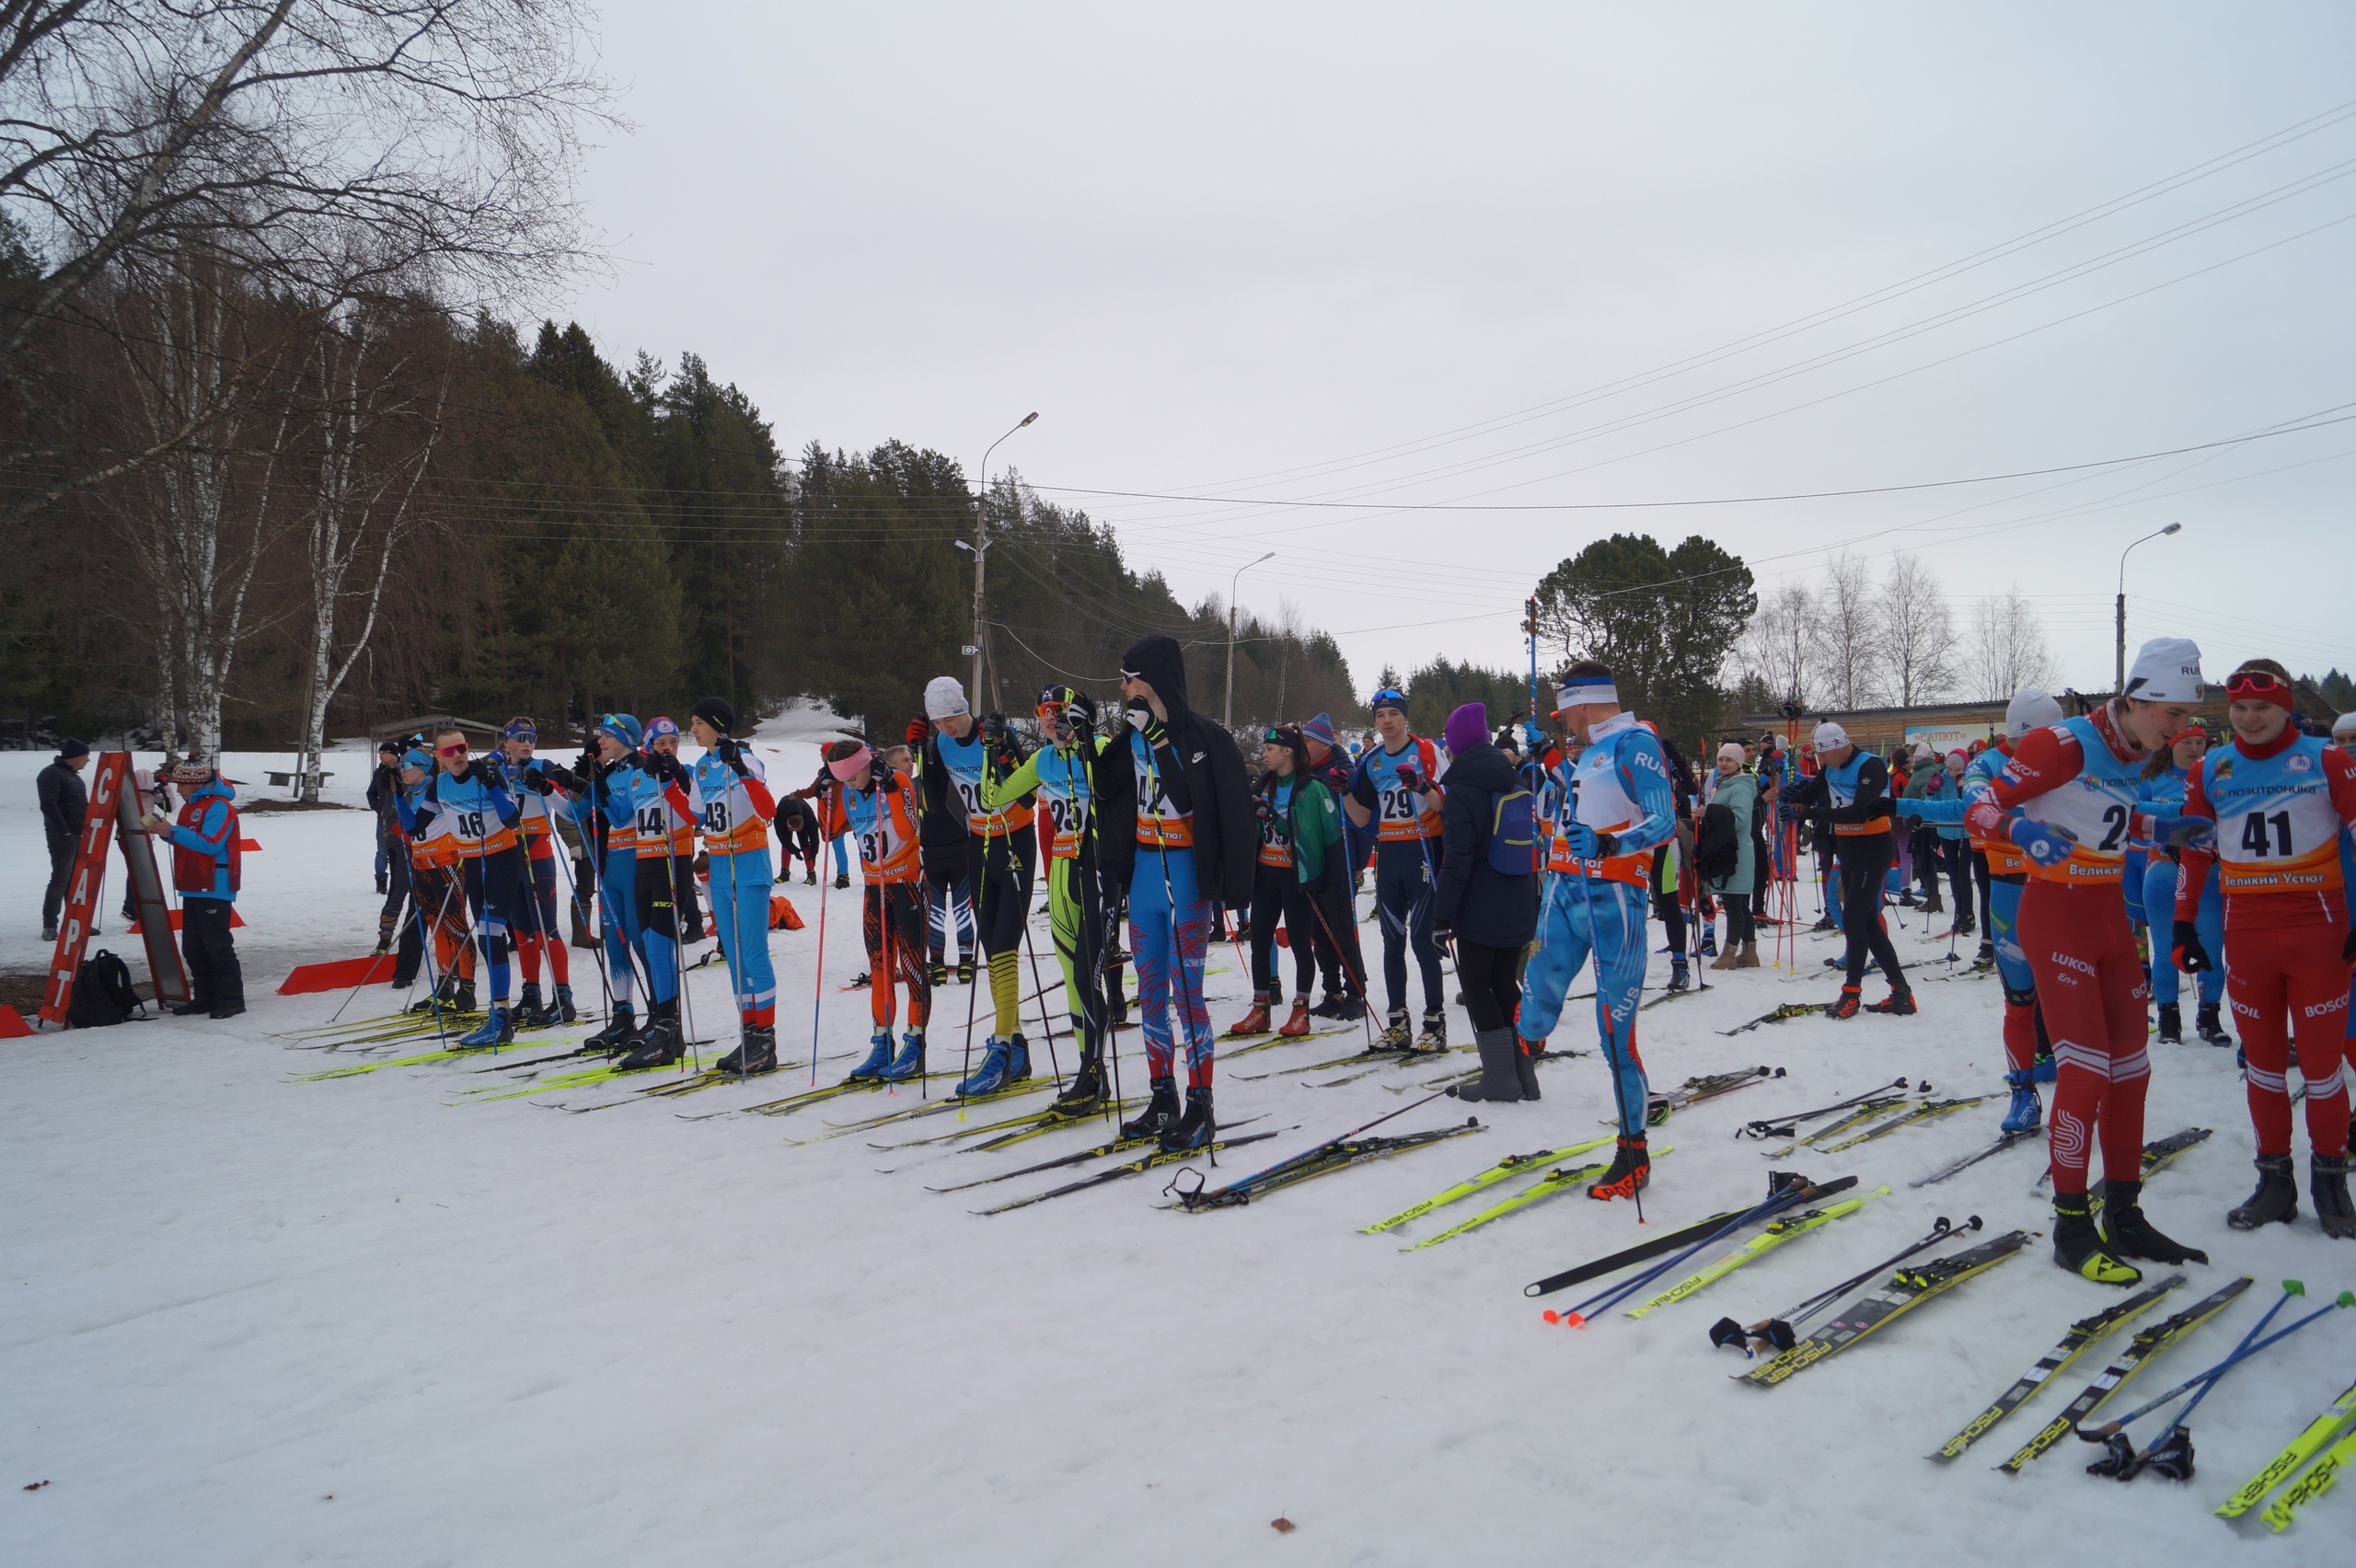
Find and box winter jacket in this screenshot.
[1093,635,1255,905]
[1432,741,1538,947]
[365,762,401,836]
[38,758,87,842]
[1262,770,1345,890]
[1701,770,1760,897]
[167,775,241,901]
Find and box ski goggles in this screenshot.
[2224,670,2295,709]
[1369,688,1407,714]
[503,720,537,743]
[436,742,470,758]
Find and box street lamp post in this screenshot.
[2114,522,2183,693]
[972,412,1039,708]
[1224,550,1276,728]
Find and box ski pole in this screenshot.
[1714,1216,1980,1355]
[810,793,833,1086]
[1588,875,1644,1225]
[2083,1284,2353,1451]
[659,832,699,1074]
[1549,1175,1854,1327]
[1018,896,1066,1091]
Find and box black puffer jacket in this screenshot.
[1093,635,1255,905]
[1433,740,1538,948]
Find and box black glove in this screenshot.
[576,747,600,779]
[522,764,557,796]
[1430,918,1454,946]
[2172,918,2212,974]
[1253,795,1276,824]
[1395,767,1422,794]
[1067,690,1098,726]
[469,755,502,787]
[716,736,748,776]
[651,751,686,784]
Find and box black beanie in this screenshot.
[691,697,735,733]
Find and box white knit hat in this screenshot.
[1812,720,1849,749]
[1718,741,1746,764]
[923,675,969,721]
[2123,636,2203,705]
[2333,711,2356,738]
[2004,686,2063,739]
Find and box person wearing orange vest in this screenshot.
[145,756,244,1020]
[822,739,931,1083]
[676,698,780,1074]
[498,717,577,1028]
[1780,720,1911,1020]
[402,728,525,1047]
[1343,686,1449,1052]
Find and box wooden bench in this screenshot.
[264,770,332,789]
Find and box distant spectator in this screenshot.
[38,739,91,940]
[146,757,244,1020]
[366,741,401,894]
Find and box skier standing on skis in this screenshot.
[566,716,665,1060]
[1514,663,1678,1198]
[1964,638,2211,1283]
[1228,723,1344,1042]
[2136,724,2227,1045]
[1781,721,1912,1019]
[1296,711,1368,1018]
[497,719,578,1028]
[1343,686,1450,1052]
[1432,702,1542,1105]
[1097,635,1254,1151]
[823,740,931,1083]
[909,708,978,986]
[2172,657,2356,1239]
[978,687,1118,1111]
[672,699,780,1073]
[399,729,524,1047]
[641,718,705,943]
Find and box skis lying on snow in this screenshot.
[1403,1147,1675,1252]
[1719,1001,1827,1035]
[1995,1275,2252,1474]
[1756,1094,1919,1158]
[2217,1371,2356,1520]
[1622,1185,1885,1319]
[1544,1172,1858,1327]
[1738,1228,2031,1389]
[1358,1137,1618,1234]
[1927,1275,2185,1461]
[1524,1205,1753,1298]
[1622,1066,1781,1127]
[1737,1078,1915,1141]
[2031,1125,2213,1200]
[1708,1216,1984,1358]
[1813,1096,1986,1154]
[975,1130,1287,1215]
[1164,1095,1486,1211]
[2258,1397,2356,1533]
[1911,1126,2043,1188]
[933,1116,1268,1194]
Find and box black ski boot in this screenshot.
[1052,1054,1105,1113]
[2052,1194,2142,1286]
[928,962,948,987]
[2311,1155,2356,1239]
[715,1025,778,1076]
[1161,1086,1215,1152]
[2155,1003,2182,1043]
[1970,941,1997,973]
[1810,915,1839,933]
[454,979,478,1015]
[2226,1155,2298,1230]
[1121,1076,1180,1140]
[2099,1179,2208,1264]
[1865,983,1918,1016]
[553,983,578,1023]
[410,974,459,1014]
[2195,1003,2233,1046]
[1449,1028,1524,1103]
[1956,909,1977,937]
[512,982,549,1028]
[1588,1136,1650,1201]
[614,1001,684,1070]
[581,1002,638,1053]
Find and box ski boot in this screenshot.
[2155,1002,2182,1043]
[511,982,549,1029]
[553,984,578,1024]
[715,1026,778,1076]
[803,867,817,886]
[1224,992,1273,1037]
[1005,1032,1031,1083]
[847,971,871,990]
[955,958,976,986]
[410,974,460,1014]
[614,1001,685,1070]
[1897,890,1919,909]
[1411,1009,1448,1055]
[1513,1037,1542,1100]
[1955,909,1976,937]
[1922,889,1944,917]
[1588,1136,1650,1201]
[1970,941,1997,973]
[2227,1154,2299,1230]
[2052,1194,2142,1286]
[1121,1076,1181,1140]
[834,871,850,890]
[456,1006,514,1049]
[1161,1085,1215,1153]
[1810,915,1839,934]
[1698,928,1719,959]
[883,1030,926,1081]
[373,937,393,958]
[2100,1179,2208,1264]
[2195,1003,2233,1046]
[2312,1155,2356,1240]
[581,1002,638,1054]
[1865,984,1917,1016]
[1826,985,1862,1020]
[928,962,949,987]
[955,1035,1013,1098]
[1666,957,1691,993]
[1368,1008,1413,1053]
[453,979,478,1015]
[1448,1028,1524,1103]
[1276,997,1312,1037]
[848,1029,896,1080]
[1309,991,1345,1019]
[1999,1067,2042,1134]
[1324,993,1366,1020]
[1053,1054,1106,1113]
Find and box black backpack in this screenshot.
[1694,803,1741,884]
[68,949,143,1028]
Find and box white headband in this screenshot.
[1554,678,1618,709]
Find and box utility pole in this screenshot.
[1225,551,1276,728]
[2114,522,2182,693]
[971,412,1037,707]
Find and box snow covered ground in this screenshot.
[4,740,2351,1566]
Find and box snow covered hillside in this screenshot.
[2,745,2350,1566]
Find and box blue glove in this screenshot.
[1561,823,1618,859]
[2006,814,2077,870]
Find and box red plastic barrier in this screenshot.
[0,1006,32,1039]
[277,954,396,996]
[129,908,246,933]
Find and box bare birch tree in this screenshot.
[1969,583,2056,699]
[1879,551,1959,706]
[1809,553,1881,710]
[1740,581,1818,710]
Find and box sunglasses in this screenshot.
[437,743,469,757]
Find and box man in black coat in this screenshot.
[39,739,91,940]
[1094,634,1253,1151]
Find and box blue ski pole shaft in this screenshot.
[1557,1183,1817,1327]
[2092,1286,2350,1440]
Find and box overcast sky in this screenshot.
[559,3,2356,704]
